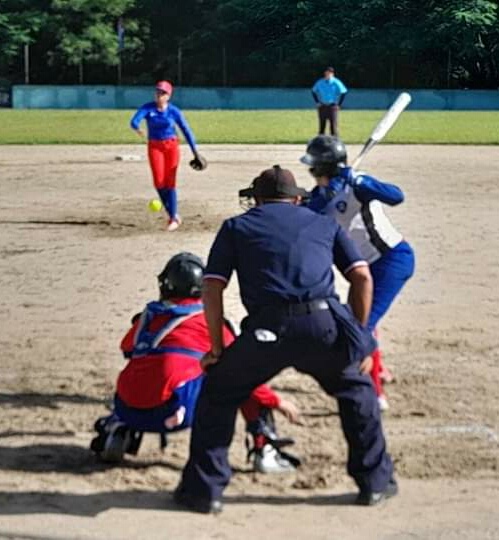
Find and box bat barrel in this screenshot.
[351,92,411,168]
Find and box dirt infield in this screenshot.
[0,144,498,539]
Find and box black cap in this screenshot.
[239,165,308,199]
[300,135,347,166]
[158,252,204,299]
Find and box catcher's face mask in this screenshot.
[238,185,255,210]
[238,165,309,210]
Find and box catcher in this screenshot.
[130,81,207,231]
[90,252,301,473]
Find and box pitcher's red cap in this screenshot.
[155,81,173,95]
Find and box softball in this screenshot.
[148,199,163,212]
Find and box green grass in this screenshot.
[0,109,498,144]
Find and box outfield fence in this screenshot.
[11,85,499,110]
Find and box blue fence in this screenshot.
[11,85,499,110]
[0,86,11,107]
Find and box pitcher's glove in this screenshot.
[189,153,208,171]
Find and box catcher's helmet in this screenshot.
[300,135,348,178]
[158,252,205,299]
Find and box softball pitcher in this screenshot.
[130,81,207,231]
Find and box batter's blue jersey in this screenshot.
[307,169,404,264]
[130,102,196,151]
[312,77,348,105]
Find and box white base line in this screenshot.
[389,424,499,444]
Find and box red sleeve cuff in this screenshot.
[251,384,281,409]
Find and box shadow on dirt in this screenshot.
[0,392,107,409]
[0,443,183,475]
[0,488,357,517]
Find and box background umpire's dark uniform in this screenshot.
[176,166,394,512]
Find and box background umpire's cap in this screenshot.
[239,165,309,199]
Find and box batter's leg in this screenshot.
[368,242,415,406]
[368,242,415,330]
[370,345,383,397]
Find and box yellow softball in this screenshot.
[148,199,163,212]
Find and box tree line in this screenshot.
[1,0,498,89]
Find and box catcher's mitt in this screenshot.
[189,154,208,171]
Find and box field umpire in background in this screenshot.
[312,67,348,136]
[174,165,397,514]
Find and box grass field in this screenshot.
[0,109,498,144]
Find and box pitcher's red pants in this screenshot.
[147,138,180,189]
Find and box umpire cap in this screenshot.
[239,165,308,199]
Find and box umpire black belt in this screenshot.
[278,299,330,316]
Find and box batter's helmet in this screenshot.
[158,252,204,299]
[300,135,348,178]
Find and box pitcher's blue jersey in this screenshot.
[130,102,196,150]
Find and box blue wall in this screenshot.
[11,85,499,110]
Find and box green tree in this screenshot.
[50,0,145,83]
[427,0,498,87]
[1,0,499,88]
[0,0,48,74]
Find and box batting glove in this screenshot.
[338,166,355,185]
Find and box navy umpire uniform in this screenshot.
[174,166,396,513]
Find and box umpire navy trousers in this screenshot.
[180,300,393,502]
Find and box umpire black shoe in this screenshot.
[356,478,398,506]
[173,484,223,514]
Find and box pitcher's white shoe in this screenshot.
[167,215,182,232]
[253,444,296,474]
